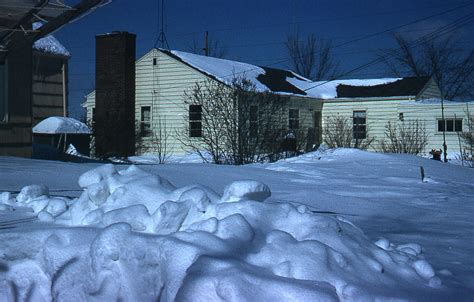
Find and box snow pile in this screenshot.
[0,164,446,300]
[0,184,71,221]
[33,116,91,134]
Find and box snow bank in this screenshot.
[33,116,91,134]
[0,164,445,300]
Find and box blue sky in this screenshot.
[54,0,474,118]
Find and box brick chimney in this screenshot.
[94,31,136,158]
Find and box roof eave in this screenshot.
[322,95,418,102]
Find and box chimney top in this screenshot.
[96,31,136,38]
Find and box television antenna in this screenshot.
[154,0,169,49]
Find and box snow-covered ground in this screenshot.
[0,149,473,301]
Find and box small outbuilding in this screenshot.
[32,116,91,159]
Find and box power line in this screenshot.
[166,2,474,38]
[301,10,474,93]
[71,2,474,103]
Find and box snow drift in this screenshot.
[0,164,446,301]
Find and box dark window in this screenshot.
[0,63,6,122]
[289,109,299,130]
[353,111,367,139]
[399,112,404,121]
[438,119,463,132]
[446,119,454,132]
[249,105,258,137]
[141,106,151,135]
[438,119,444,132]
[153,58,157,66]
[189,104,202,137]
[455,119,463,132]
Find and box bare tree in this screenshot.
[285,32,339,80]
[382,34,474,100]
[188,34,227,58]
[180,77,289,165]
[379,120,428,155]
[322,114,375,150]
[136,116,172,164]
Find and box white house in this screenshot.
[84,48,473,158]
[84,48,324,156]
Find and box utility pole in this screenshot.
[203,31,209,56]
[440,91,448,163]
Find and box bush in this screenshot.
[379,120,428,155]
[322,114,374,150]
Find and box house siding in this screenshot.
[85,49,324,156]
[322,97,473,155]
[0,44,33,157]
[32,52,68,126]
[88,49,468,159]
[322,98,404,151]
[135,49,210,155]
[417,78,442,100]
[399,102,472,155]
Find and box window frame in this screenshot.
[288,108,299,130]
[437,118,463,133]
[189,104,202,138]
[353,110,367,140]
[140,106,151,136]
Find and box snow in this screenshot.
[33,116,91,134]
[170,50,270,92]
[403,98,474,105]
[1,149,473,300]
[295,78,402,99]
[168,49,401,100]
[32,22,70,57]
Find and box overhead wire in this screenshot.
[300,10,474,93]
[71,2,474,111]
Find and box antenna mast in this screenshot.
[154,0,169,49]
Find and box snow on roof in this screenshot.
[402,98,474,105]
[33,116,90,134]
[32,22,70,57]
[301,78,403,99]
[162,49,408,99]
[168,49,270,91]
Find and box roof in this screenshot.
[160,49,313,96]
[301,78,404,99]
[84,48,436,101]
[32,22,70,57]
[33,117,90,134]
[336,77,431,98]
[159,49,430,99]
